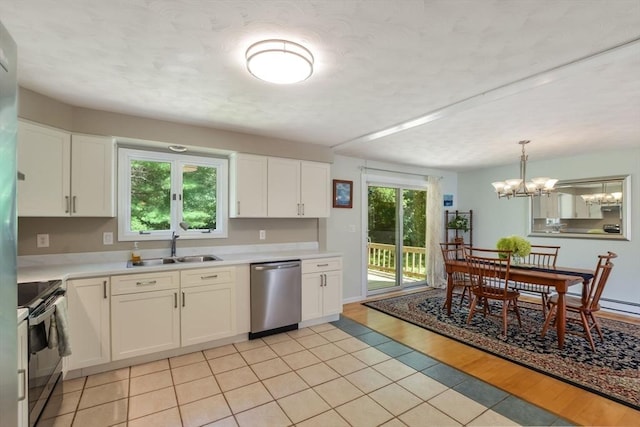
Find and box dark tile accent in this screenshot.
[551,417,575,426]
[453,377,509,407]
[374,340,413,358]
[332,314,533,427]
[421,363,474,387]
[492,395,558,426]
[396,351,439,371]
[357,331,391,346]
[331,317,373,336]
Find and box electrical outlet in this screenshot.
[259,230,266,240]
[103,232,114,245]
[37,234,49,248]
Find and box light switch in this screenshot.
[259,230,266,240]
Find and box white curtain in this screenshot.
[426,176,445,288]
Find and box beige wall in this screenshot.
[17,88,331,255]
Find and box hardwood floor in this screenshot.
[341,290,640,426]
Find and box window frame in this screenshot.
[117,148,228,241]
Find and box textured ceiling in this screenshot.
[1,0,639,171]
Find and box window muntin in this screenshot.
[118,148,228,241]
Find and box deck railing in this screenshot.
[367,242,426,279]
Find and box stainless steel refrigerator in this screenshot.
[0,19,18,427]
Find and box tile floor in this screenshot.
[36,317,570,427]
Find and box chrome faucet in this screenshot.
[170,231,179,257]
[170,222,189,257]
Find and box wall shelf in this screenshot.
[444,210,473,246]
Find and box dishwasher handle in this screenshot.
[253,262,300,271]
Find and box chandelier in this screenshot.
[491,140,558,199]
[246,39,314,84]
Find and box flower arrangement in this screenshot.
[496,235,532,259]
[447,215,469,232]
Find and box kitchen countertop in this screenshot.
[18,242,340,283]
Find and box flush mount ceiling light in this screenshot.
[491,140,558,199]
[246,39,314,84]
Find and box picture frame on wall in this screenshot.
[333,179,353,208]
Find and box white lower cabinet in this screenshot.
[180,267,236,346]
[66,277,111,370]
[17,317,28,427]
[109,268,236,361]
[111,272,180,361]
[301,258,343,321]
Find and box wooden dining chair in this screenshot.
[463,247,522,336]
[541,251,617,351]
[509,245,560,317]
[440,242,472,307]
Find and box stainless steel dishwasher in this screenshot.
[250,260,301,339]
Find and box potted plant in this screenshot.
[496,235,532,264]
[447,215,469,232]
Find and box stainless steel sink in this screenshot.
[128,254,221,268]
[176,255,221,263]
[128,258,176,267]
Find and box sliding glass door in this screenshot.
[367,185,427,295]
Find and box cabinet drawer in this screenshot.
[302,257,342,274]
[111,271,179,295]
[181,267,235,288]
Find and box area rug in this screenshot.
[363,288,640,410]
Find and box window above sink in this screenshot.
[117,148,228,242]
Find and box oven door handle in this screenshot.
[29,296,62,325]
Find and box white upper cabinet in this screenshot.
[17,121,115,217]
[230,153,330,218]
[229,153,268,218]
[267,157,330,218]
[300,160,331,218]
[70,134,116,217]
[267,157,301,217]
[18,121,70,216]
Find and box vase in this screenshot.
[452,237,464,244]
[512,255,522,265]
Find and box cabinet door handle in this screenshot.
[182,291,185,307]
[18,369,26,401]
[103,280,107,299]
[136,280,157,286]
[237,201,240,215]
[72,195,77,213]
[174,292,178,308]
[297,203,301,216]
[65,196,70,213]
[317,263,329,267]
[201,275,218,280]
[301,203,305,216]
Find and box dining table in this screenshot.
[443,259,594,349]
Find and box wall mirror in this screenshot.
[529,175,630,240]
